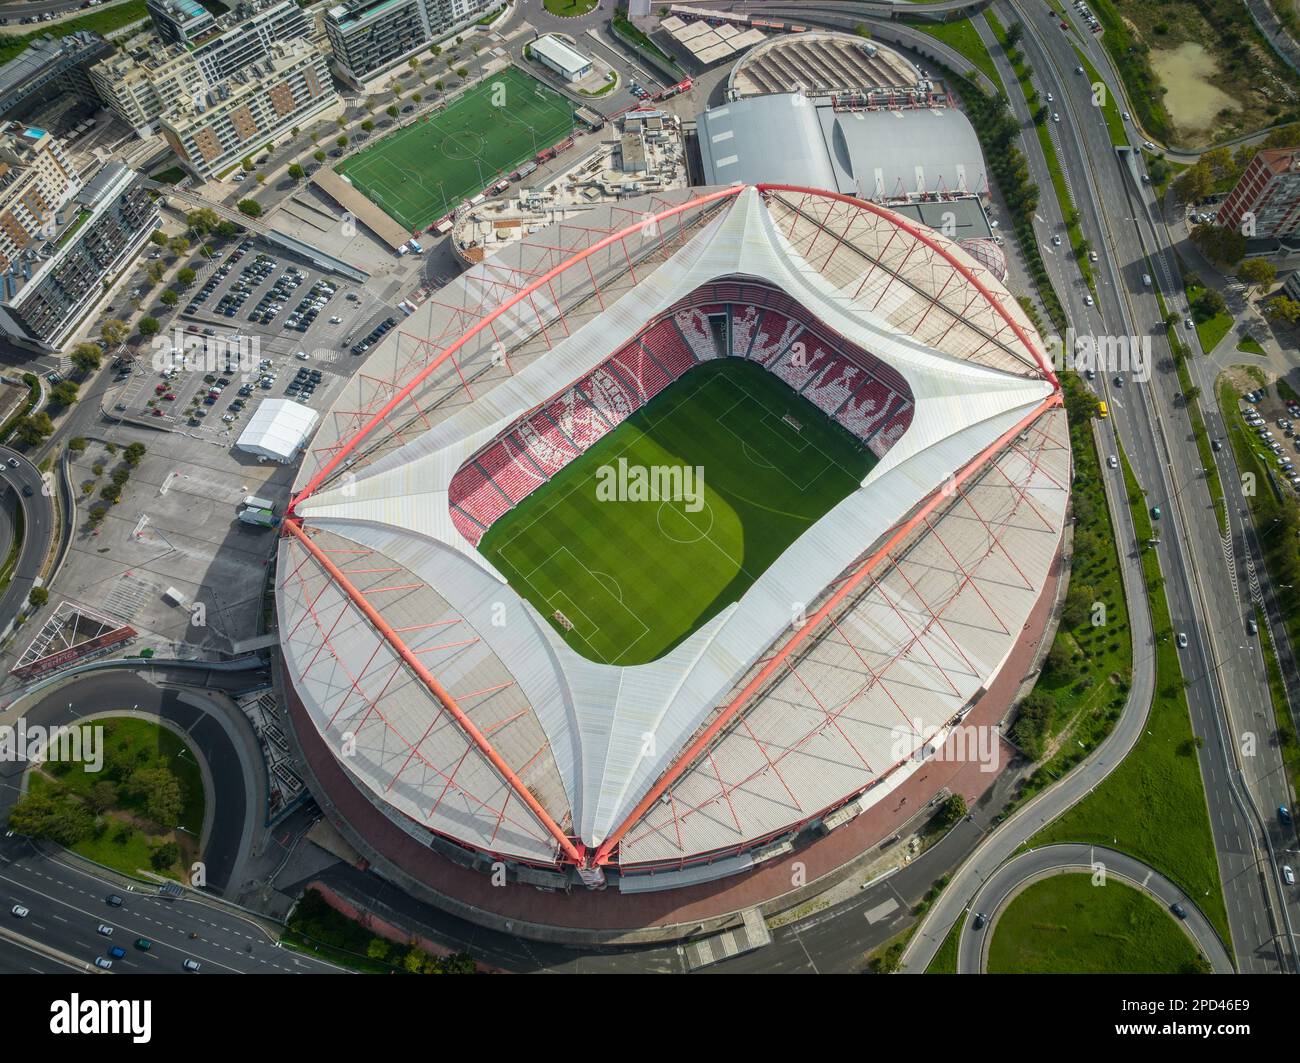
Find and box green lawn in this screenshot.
[1072,45,1128,147]
[1237,337,1266,356]
[479,359,875,665]
[0,2,147,66]
[1184,274,1233,353]
[544,0,597,13]
[925,912,965,973]
[1029,449,1232,948]
[338,67,573,231]
[23,717,204,880]
[911,19,1000,87]
[987,874,1205,973]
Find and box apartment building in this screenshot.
[90,0,314,136]
[160,39,336,179]
[324,0,501,88]
[0,125,80,275]
[1218,148,1300,242]
[0,162,159,351]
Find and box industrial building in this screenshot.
[324,0,504,89]
[0,161,159,351]
[529,34,593,83]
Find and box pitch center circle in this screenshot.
[442,130,487,160]
[657,499,714,543]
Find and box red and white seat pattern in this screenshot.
[639,319,695,378]
[581,367,639,428]
[837,376,897,440]
[517,410,579,476]
[802,353,865,416]
[610,341,672,401]
[771,336,835,391]
[547,388,612,450]
[747,311,803,365]
[730,305,761,358]
[478,434,546,503]
[868,398,913,457]
[450,507,485,545]
[672,307,721,362]
[449,461,511,530]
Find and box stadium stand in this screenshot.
[730,304,761,358]
[747,310,803,365]
[519,410,580,476]
[547,388,614,450]
[671,307,722,362]
[838,376,898,440]
[481,435,548,502]
[580,366,640,427]
[803,353,866,416]
[640,319,696,378]
[611,342,673,401]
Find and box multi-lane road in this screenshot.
[0,444,54,639]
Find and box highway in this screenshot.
[0,444,54,640]
[958,844,1235,973]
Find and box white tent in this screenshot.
[236,398,319,464]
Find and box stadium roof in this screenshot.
[277,185,1066,873]
[697,95,988,202]
[236,398,319,463]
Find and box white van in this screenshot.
[1142,273,1152,286]
[243,495,275,511]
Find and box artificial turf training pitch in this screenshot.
[478,359,877,667]
[336,67,574,233]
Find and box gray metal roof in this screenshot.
[697,94,988,202]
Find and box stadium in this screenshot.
[275,184,1070,935]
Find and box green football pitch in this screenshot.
[478,359,876,666]
[336,67,574,232]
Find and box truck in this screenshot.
[243,495,275,512]
[238,507,279,528]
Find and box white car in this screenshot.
[1176,632,1188,648]
[1046,92,1054,103]
[296,351,310,360]
[10,905,28,918]
[1084,294,1094,306]
[1108,455,1118,469]
[1075,65,1085,74]
[97,924,113,936]
[1052,234,1062,246]
[94,957,113,970]
[183,958,201,972]
[1052,112,1061,123]
[1122,111,1130,121]
[1286,866,1296,886]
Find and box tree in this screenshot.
[1172,162,1212,205]
[360,119,374,133]
[241,157,254,173]
[87,780,118,814]
[50,380,79,407]
[177,267,197,286]
[217,220,239,239]
[456,67,468,78]
[186,208,220,237]
[100,319,129,346]
[386,105,399,118]
[1237,258,1276,292]
[1191,223,1246,267]
[1193,286,1227,318]
[149,231,168,247]
[412,93,422,105]
[125,766,184,830]
[168,235,190,257]
[138,316,161,338]
[287,163,305,181]
[313,150,326,163]
[1005,20,1024,47]
[409,57,419,70]
[237,199,263,217]
[434,80,444,92]
[71,343,101,375]
[7,792,93,847]
[123,442,146,467]
[336,135,348,149]
[150,841,180,871]
[937,793,967,826]
[1265,295,1300,324]
[28,586,48,609]
[14,412,52,447]
[159,289,179,307]
[68,437,87,454]
[1183,384,1202,404]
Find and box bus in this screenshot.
[1097,401,1109,419]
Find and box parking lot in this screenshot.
[109,239,396,445]
[1239,389,1300,493]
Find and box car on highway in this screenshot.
[1286,866,1296,886]
[1052,233,1062,246]
[183,958,202,972]
[1170,903,1187,919]
[97,924,113,936]
[1083,294,1094,306]
[5,457,18,469]
[10,904,28,918]
[135,937,152,951]
[1151,505,1161,519]
[108,945,125,959]
[1248,618,1258,636]
[94,957,113,970]
[1052,113,1060,123]
[1280,805,1292,826]
[1107,455,1118,469]
[972,912,987,930]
